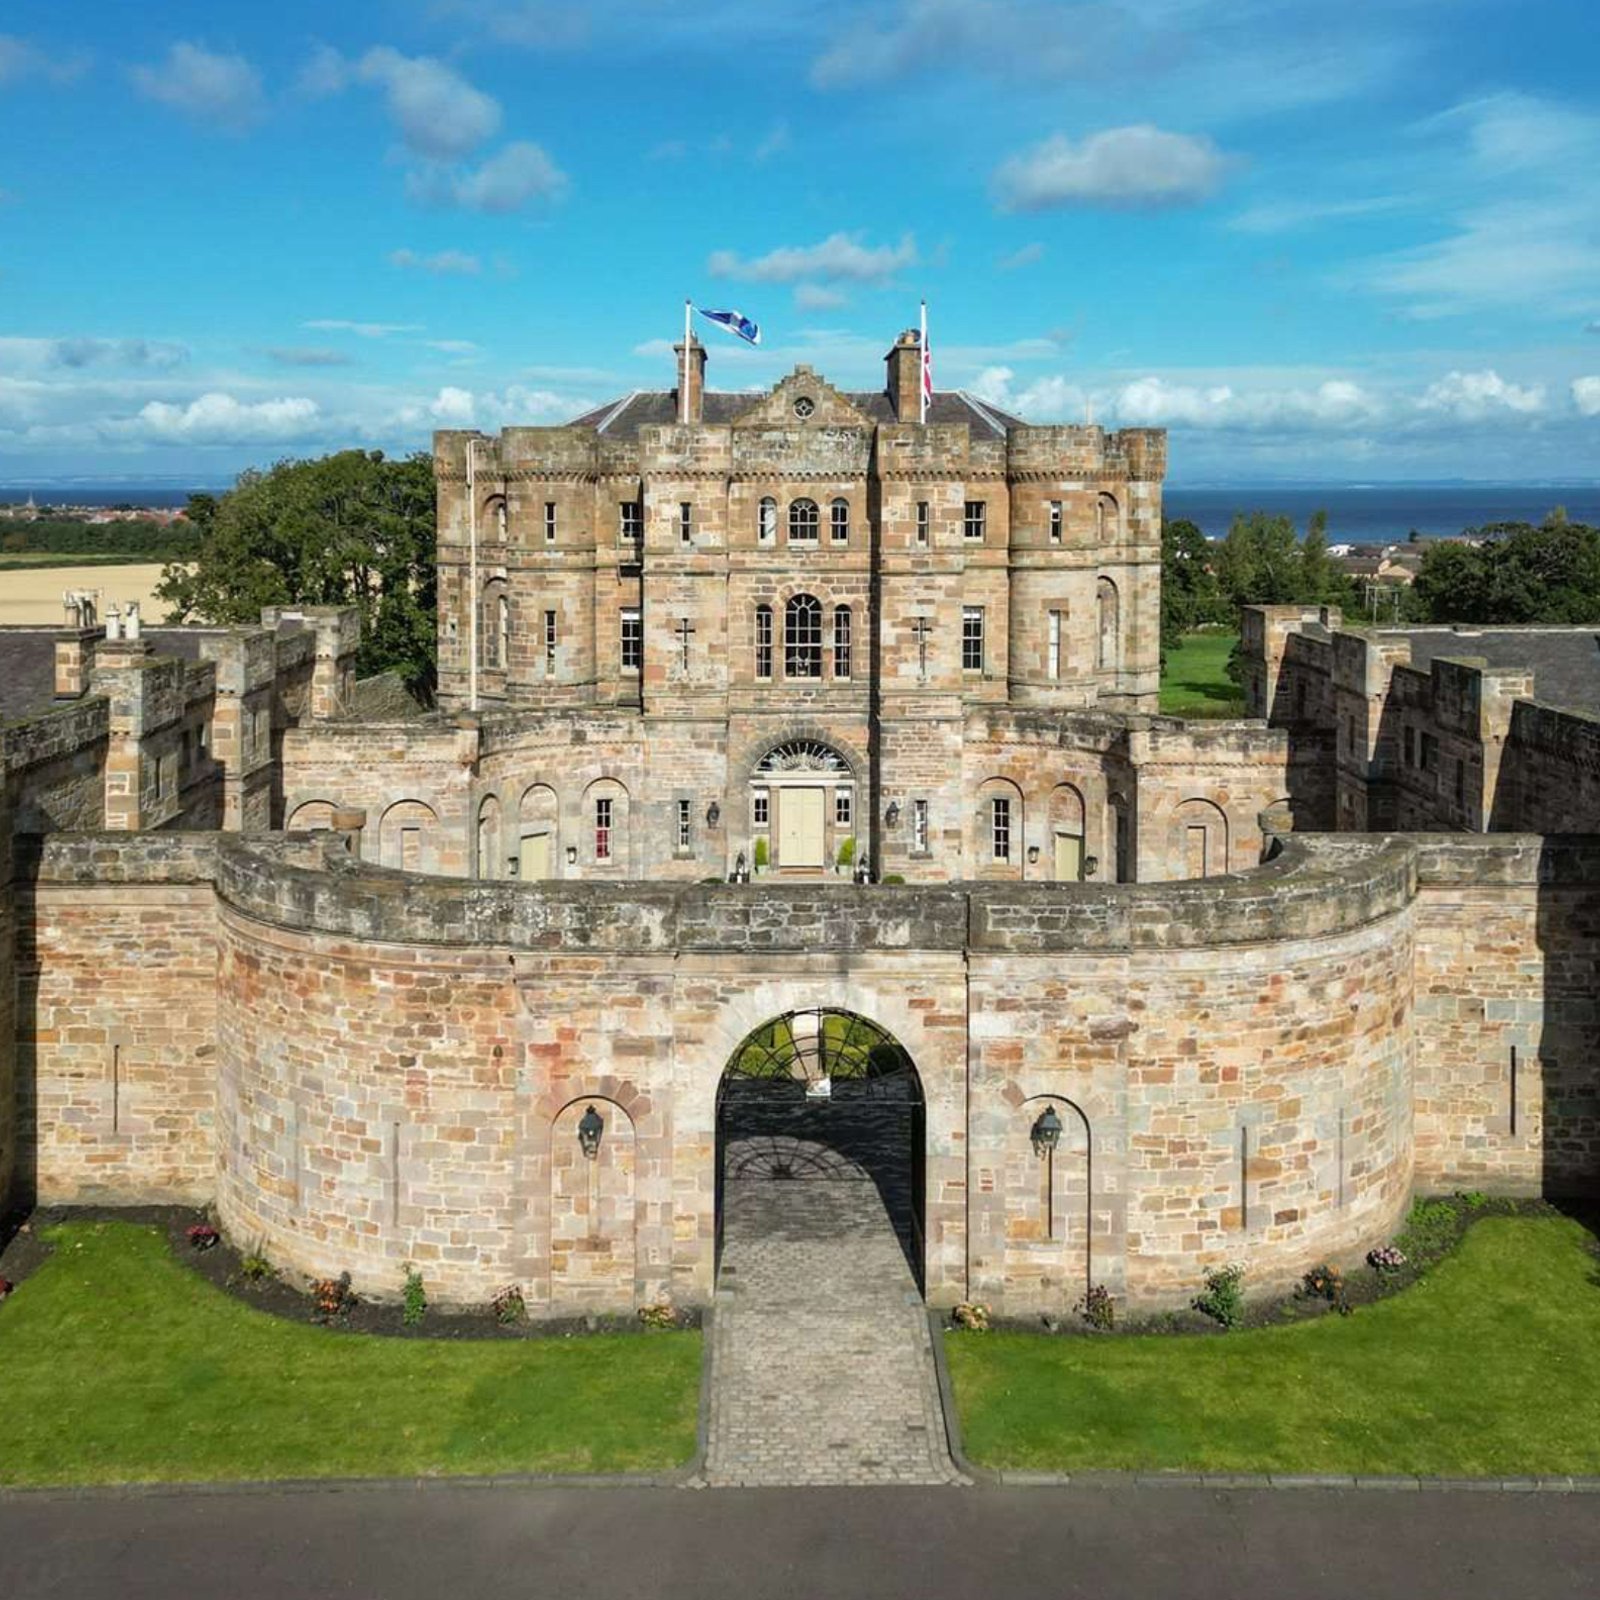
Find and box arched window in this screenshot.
[496,594,510,670]
[830,498,850,543]
[754,603,773,680]
[785,594,822,677]
[477,795,501,879]
[1096,493,1120,544]
[480,581,508,670]
[1097,577,1120,672]
[758,497,777,543]
[789,498,819,543]
[833,605,852,679]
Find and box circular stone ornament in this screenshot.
[793,395,816,419]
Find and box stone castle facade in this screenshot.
[1,328,1597,1322]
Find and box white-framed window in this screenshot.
[789,498,819,543]
[1049,501,1062,543]
[595,796,613,862]
[679,501,693,545]
[620,501,643,542]
[1048,609,1062,680]
[915,501,929,545]
[991,796,1011,862]
[830,498,850,543]
[497,594,510,670]
[833,605,852,679]
[962,606,984,673]
[912,798,929,853]
[544,501,557,542]
[676,797,692,851]
[752,789,769,827]
[620,607,642,672]
[758,496,777,543]
[544,609,557,671]
[835,790,852,827]
[785,593,822,677]
[754,604,773,680]
[964,501,986,541]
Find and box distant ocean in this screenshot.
[1165,485,1600,544]
[4,482,1599,542]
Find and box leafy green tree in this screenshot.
[1159,517,1223,658]
[157,450,437,698]
[1411,517,1600,625]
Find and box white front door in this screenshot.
[1054,830,1083,882]
[519,831,551,880]
[777,787,826,869]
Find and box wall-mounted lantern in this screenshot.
[707,800,721,827]
[1027,844,1040,865]
[565,844,578,865]
[1031,1103,1063,1159]
[577,1104,605,1160]
[1083,854,1099,878]
[885,800,901,829]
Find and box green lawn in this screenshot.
[0,551,173,568]
[946,1214,1600,1476]
[1160,631,1244,717]
[0,1221,702,1487]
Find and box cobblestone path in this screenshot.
[703,1166,960,1487]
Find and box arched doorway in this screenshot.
[715,1008,925,1292]
[749,740,856,875]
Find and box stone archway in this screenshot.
[714,1007,924,1292]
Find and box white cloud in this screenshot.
[395,383,586,431]
[124,393,321,445]
[0,34,88,86]
[265,347,354,368]
[130,42,265,134]
[1573,378,1600,417]
[425,339,481,355]
[1228,196,1404,235]
[753,122,791,163]
[0,337,188,370]
[996,242,1045,271]
[407,142,568,212]
[353,46,500,160]
[303,319,424,339]
[431,2,593,50]
[389,247,482,275]
[1418,369,1546,420]
[993,125,1228,212]
[794,284,850,311]
[709,232,917,286]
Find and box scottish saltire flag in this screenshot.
[696,306,761,346]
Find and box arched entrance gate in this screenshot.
[714,1008,926,1293]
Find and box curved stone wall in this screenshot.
[210,831,1416,1311]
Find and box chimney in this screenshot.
[885,328,922,422]
[674,331,707,424]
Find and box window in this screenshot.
[679,501,693,545]
[830,498,850,543]
[753,789,769,827]
[544,609,557,671]
[497,594,510,670]
[835,790,852,827]
[758,496,777,543]
[1049,501,1063,543]
[785,593,822,677]
[676,797,692,851]
[595,797,613,862]
[620,607,642,672]
[833,605,852,679]
[544,501,557,542]
[620,501,643,542]
[1047,609,1062,680]
[1096,577,1119,671]
[991,796,1011,862]
[789,498,819,543]
[962,606,985,673]
[964,501,986,541]
[915,501,929,545]
[754,604,773,680]
[912,798,929,853]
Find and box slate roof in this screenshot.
[0,627,210,725]
[566,390,1025,440]
[1385,626,1600,716]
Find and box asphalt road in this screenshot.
[3,1480,1597,1600]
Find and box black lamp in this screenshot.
[1027,844,1040,864]
[707,800,721,827]
[1083,854,1099,877]
[1031,1103,1063,1159]
[565,844,578,865]
[885,800,901,828]
[577,1104,605,1159]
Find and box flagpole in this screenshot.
[682,298,691,425]
[919,299,928,425]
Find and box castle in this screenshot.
[1,328,1596,1320]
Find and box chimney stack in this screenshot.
[886,328,922,422]
[674,332,707,424]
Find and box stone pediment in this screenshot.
[730,365,874,431]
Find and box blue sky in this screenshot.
[2,0,1598,484]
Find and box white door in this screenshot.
[519,831,551,880]
[777,787,826,868]
[1054,831,1083,882]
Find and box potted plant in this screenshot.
[753,835,769,876]
[836,835,856,874]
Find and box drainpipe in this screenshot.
[467,437,480,712]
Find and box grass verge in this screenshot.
[0,1220,701,1487]
[1160,631,1244,717]
[945,1212,1600,1476]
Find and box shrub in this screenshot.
[235,1241,275,1284]
[753,836,769,870]
[881,873,906,885]
[1194,1264,1246,1329]
[1367,1244,1407,1274]
[1077,1283,1115,1332]
[402,1265,428,1327]
[491,1284,527,1326]
[836,835,856,868]
[311,1271,356,1323]
[1395,1198,1460,1263]
[1302,1262,1344,1302]
[186,1223,220,1252]
[1457,1189,1490,1210]
[952,1301,991,1332]
[637,1301,677,1330]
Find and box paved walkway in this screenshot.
[704,1158,958,1487]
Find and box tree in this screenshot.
[1410,517,1600,625]
[157,450,437,698]
[1159,517,1222,658]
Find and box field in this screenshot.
[0,562,176,626]
[1159,630,1245,717]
